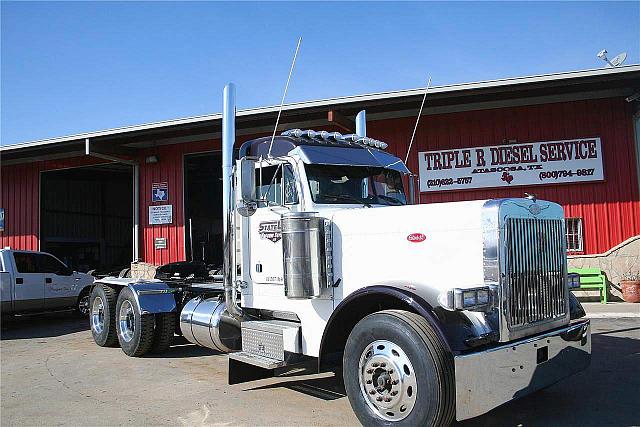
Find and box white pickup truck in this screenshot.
[0,248,94,317]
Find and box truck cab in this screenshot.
[0,248,94,316]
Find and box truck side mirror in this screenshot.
[240,157,256,202]
[238,157,257,217]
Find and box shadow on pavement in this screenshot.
[146,336,224,359]
[245,368,346,401]
[1,311,89,340]
[241,321,639,426]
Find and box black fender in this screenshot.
[569,291,586,319]
[318,286,466,373]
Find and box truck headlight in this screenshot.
[567,272,581,289]
[438,286,498,312]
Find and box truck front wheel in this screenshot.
[343,310,455,426]
[90,284,118,347]
[115,287,154,357]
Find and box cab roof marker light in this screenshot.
[343,134,360,142]
[282,129,304,137]
[329,132,343,141]
[303,130,317,139]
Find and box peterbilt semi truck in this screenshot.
[89,83,591,426]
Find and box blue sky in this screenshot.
[2,1,639,146]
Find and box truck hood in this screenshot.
[329,200,488,306]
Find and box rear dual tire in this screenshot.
[116,287,155,357]
[90,284,118,347]
[89,285,175,356]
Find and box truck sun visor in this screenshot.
[291,145,411,174]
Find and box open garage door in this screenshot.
[184,152,223,266]
[40,164,133,273]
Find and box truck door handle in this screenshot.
[45,278,52,284]
[15,278,23,285]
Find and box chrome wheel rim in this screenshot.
[91,296,105,334]
[358,340,417,421]
[118,300,135,343]
[78,295,90,315]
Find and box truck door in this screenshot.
[249,163,299,285]
[11,252,45,312]
[38,253,77,309]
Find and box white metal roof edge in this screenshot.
[3,64,639,152]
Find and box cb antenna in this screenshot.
[404,76,432,164]
[267,37,302,157]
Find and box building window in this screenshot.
[566,218,584,252]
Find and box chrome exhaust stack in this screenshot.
[179,83,245,352]
[221,83,244,319]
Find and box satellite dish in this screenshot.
[597,49,628,68]
[610,52,627,67]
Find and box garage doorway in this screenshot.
[40,164,133,273]
[184,152,223,267]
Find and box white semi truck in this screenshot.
[89,83,591,426]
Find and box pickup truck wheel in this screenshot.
[343,310,455,427]
[75,288,91,317]
[116,287,154,357]
[90,284,118,347]
[151,313,176,353]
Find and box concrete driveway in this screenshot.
[1,313,638,426]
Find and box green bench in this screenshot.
[568,267,608,304]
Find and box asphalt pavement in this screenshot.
[1,312,638,426]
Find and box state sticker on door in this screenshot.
[258,221,281,243]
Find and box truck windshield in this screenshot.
[305,164,406,206]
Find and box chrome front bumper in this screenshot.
[454,319,591,421]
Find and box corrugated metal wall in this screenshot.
[2,96,638,264]
[369,97,640,254]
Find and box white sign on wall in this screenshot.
[418,137,604,192]
[149,205,173,225]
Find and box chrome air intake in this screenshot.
[281,212,332,299]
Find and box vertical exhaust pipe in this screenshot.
[222,83,243,318]
[178,87,244,353]
[355,110,366,137]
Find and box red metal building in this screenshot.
[2,66,639,281]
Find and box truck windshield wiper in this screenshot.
[323,194,372,208]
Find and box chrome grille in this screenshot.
[504,218,567,329]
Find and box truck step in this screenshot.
[241,319,301,361]
[229,351,287,369]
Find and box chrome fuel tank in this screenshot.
[179,297,241,353]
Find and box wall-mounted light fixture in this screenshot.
[145,155,159,164]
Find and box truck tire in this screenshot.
[90,284,118,347]
[343,310,455,427]
[115,287,154,357]
[152,313,176,353]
